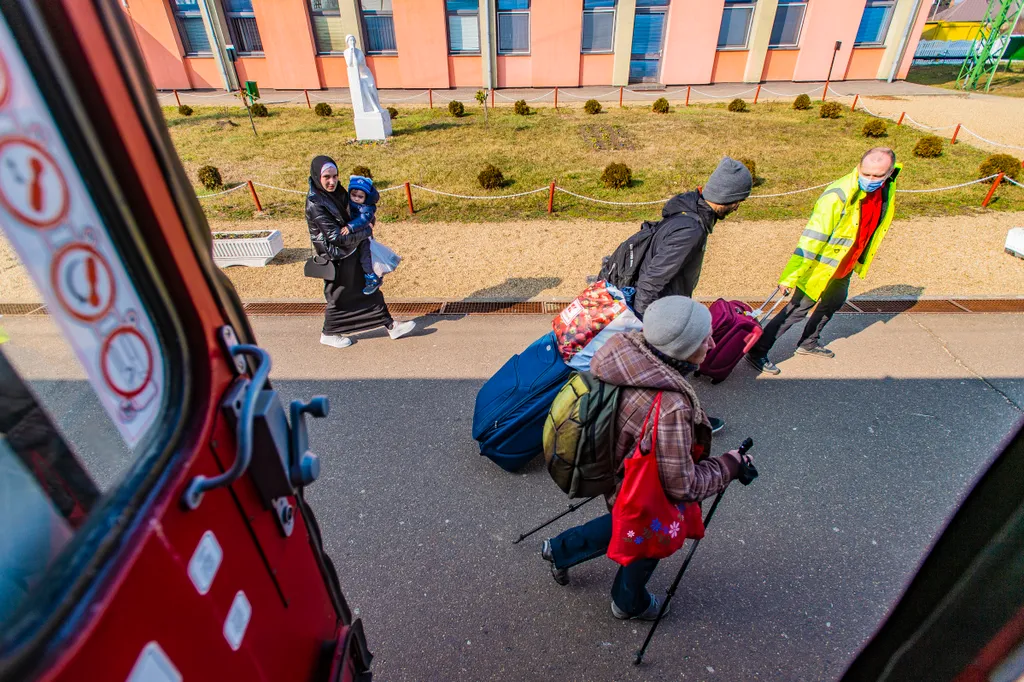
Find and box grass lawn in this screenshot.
[906,63,1024,98]
[166,100,1022,225]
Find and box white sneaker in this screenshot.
[387,320,416,340]
[320,333,352,348]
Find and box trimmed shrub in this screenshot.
[475,90,487,105]
[793,94,812,110]
[862,118,888,138]
[652,97,670,114]
[601,162,632,189]
[448,100,465,117]
[314,102,332,117]
[478,163,505,190]
[198,165,222,190]
[178,104,194,117]
[913,135,944,158]
[352,165,373,179]
[584,99,602,115]
[727,98,748,113]
[979,153,1022,182]
[514,99,530,116]
[387,106,398,119]
[738,158,757,182]
[251,103,269,117]
[819,101,843,119]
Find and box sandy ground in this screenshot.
[4,212,1023,303]
[858,94,1024,153]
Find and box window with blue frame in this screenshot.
[497,0,530,54]
[223,0,263,55]
[361,0,397,54]
[855,0,895,46]
[447,0,480,54]
[718,0,756,49]
[629,0,668,83]
[582,0,616,54]
[768,0,806,48]
[170,0,211,56]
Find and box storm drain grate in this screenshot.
[441,301,546,315]
[389,302,446,315]
[850,299,964,314]
[243,302,325,316]
[0,303,45,315]
[953,299,1024,313]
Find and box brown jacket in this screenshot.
[590,332,741,507]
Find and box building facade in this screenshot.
[124,0,931,92]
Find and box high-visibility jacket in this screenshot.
[779,164,901,301]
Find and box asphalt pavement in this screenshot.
[4,312,1024,681]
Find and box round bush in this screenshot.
[387,106,398,119]
[198,165,222,190]
[475,90,487,105]
[478,163,505,190]
[601,162,632,190]
[862,118,888,138]
[913,135,944,159]
[448,100,465,117]
[727,98,748,113]
[979,153,1022,182]
[652,97,670,114]
[514,99,530,116]
[738,158,757,182]
[819,101,843,119]
[352,165,373,179]
[793,94,812,111]
[251,103,269,117]
[584,99,602,115]
[314,102,332,117]
[178,104,194,117]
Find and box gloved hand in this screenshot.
[737,455,758,485]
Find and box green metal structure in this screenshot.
[957,0,1024,91]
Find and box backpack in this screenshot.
[543,372,621,498]
[598,220,661,289]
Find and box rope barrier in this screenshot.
[379,90,430,103]
[251,182,306,195]
[902,115,957,131]
[410,184,549,200]
[895,175,999,193]
[494,89,556,102]
[690,87,758,99]
[1006,177,1024,189]
[555,188,671,206]
[378,185,407,193]
[759,87,820,97]
[196,184,248,199]
[747,183,831,198]
[959,127,1024,151]
[560,89,620,100]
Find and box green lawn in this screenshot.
[166,100,1022,225]
[906,63,1024,98]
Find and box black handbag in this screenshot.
[304,241,336,280]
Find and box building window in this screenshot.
[171,0,211,56]
[309,0,346,54]
[768,0,806,48]
[360,0,397,54]
[497,0,530,54]
[855,0,895,46]
[582,0,616,54]
[718,0,756,49]
[447,0,480,54]
[223,0,263,55]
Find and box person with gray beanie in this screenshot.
[541,296,750,621]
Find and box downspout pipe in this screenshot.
[889,0,925,82]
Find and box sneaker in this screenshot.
[611,592,668,621]
[541,539,569,586]
[708,417,725,435]
[362,274,382,295]
[745,354,781,376]
[320,333,352,349]
[796,345,835,359]
[387,320,416,340]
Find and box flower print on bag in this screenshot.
[668,521,681,539]
[651,519,663,533]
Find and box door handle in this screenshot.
[182,344,272,510]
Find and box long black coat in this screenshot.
[305,178,368,260]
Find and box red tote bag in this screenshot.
[608,393,705,567]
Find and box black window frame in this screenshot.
[170,0,212,56]
[767,0,807,49]
[360,0,398,55]
[718,0,757,50]
[497,0,530,56]
[222,0,264,56]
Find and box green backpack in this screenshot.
[543,372,621,498]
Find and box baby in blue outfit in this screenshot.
[347,175,381,294]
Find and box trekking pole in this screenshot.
[512,496,598,544]
[634,437,757,665]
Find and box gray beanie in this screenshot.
[702,157,753,205]
[642,296,713,362]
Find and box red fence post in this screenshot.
[404,182,415,215]
[554,86,558,110]
[753,84,761,104]
[851,94,859,111]
[685,85,690,107]
[548,181,556,214]
[173,89,181,107]
[982,173,1005,208]
[304,89,311,109]
[246,180,262,212]
[429,88,433,109]
[897,111,906,126]
[951,123,962,145]
[822,80,829,101]
[491,88,495,108]
[619,86,624,108]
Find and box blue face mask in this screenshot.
[859,175,887,193]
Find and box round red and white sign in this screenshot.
[0,136,70,229]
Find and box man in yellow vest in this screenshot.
[746,148,900,375]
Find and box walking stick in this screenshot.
[634,438,757,665]
[512,496,598,544]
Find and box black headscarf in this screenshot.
[309,155,349,218]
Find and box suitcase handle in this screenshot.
[749,286,788,322]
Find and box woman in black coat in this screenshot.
[306,155,415,348]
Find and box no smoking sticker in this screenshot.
[0,136,69,229]
[100,326,153,399]
[50,242,116,323]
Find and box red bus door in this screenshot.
[0,1,370,680]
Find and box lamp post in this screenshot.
[225,44,257,137]
[824,40,842,100]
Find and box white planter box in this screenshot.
[1007,227,1024,260]
[212,230,284,267]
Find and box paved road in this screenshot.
[4,313,1024,681]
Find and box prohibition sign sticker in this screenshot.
[50,242,116,323]
[100,326,154,400]
[0,54,10,110]
[0,136,70,229]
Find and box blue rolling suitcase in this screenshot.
[473,332,573,472]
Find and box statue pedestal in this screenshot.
[354,111,392,141]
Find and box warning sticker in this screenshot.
[0,17,164,446]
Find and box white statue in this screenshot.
[344,34,391,140]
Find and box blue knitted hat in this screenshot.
[348,175,375,196]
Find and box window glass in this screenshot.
[308,0,346,54]
[497,2,530,54]
[171,0,210,56]
[856,0,895,46]
[768,0,806,48]
[718,1,755,49]
[584,0,616,7]
[497,0,529,9]
[582,0,615,53]
[632,12,666,55]
[448,0,480,54]
[361,0,397,53]
[635,0,669,6]
[223,0,263,55]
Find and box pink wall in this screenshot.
[792,0,865,82]
[844,48,885,80]
[448,56,482,88]
[761,49,798,81]
[315,58,349,88]
[365,56,403,89]
[580,54,614,86]
[710,51,747,83]
[393,0,450,88]
[252,0,320,89]
[661,0,725,85]
[184,58,221,89]
[496,56,532,87]
[122,0,190,90]
[234,58,269,86]
[896,3,932,79]
[531,0,583,86]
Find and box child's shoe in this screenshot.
[362,273,381,295]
